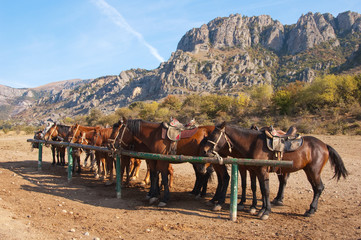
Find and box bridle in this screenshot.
[68,124,80,143]
[108,122,128,150]
[206,127,233,165]
[44,124,57,141]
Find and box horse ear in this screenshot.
[122,116,127,123]
[220,121,226,129]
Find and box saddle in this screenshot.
[263,126,303,173]
[162,118,198,154]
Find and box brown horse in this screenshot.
[110,119,215,206]
[201,122,348,220]
[66,124,102,174]
[108,121,175,189]
[73,128,117,184]
[42,123,71,166]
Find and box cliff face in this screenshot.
[3,11,361,124]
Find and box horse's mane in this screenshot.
[127,119,142,138]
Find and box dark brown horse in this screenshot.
[42,123,71,166]
[110,119,215,206]
[108,121,175,190]
[201,122,348,220]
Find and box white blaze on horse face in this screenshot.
[43,122,55,136]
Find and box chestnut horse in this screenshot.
[66,124,102,174]
[201,122,348,220]
[110,119,215,206]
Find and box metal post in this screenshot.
[230,163,238,222]
[38,143,43,171]
[116,154,121,199]
[67,146,73,182]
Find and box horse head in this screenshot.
[67,123,80,143]
[43,122,58,142]
[201,122,232,158]
[108,119,134,150]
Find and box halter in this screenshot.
[207,127,233,165]
[108,123,128,149]
[45,125,57,142]
[69,125,80,143]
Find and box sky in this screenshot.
[0,0,360,89]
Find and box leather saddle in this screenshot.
[264,126,303,153]
[162,118,198,142]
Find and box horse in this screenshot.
[66,124,101,174]
[42,123,70,166]
[108,121,174,189]
[201,122,348,220]
[109,118,215,206]
[73,128,116,184]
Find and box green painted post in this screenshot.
[116,154,121,199]
[230,163,238,222]
[67,146,73,182]
[38,143,43,171]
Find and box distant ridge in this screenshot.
[1,10,361,125]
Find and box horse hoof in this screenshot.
[212,204,222,211]
[260,214,269,220]
[237,204,245,211]
[249,208,257,215]
[304,210,315,217]
[130,176,137,181]
[149,197,158,205]
[257,209,265,217]
[206,201,214,207]
[158,202,167,207]
[105,181,114,186]
[271,199,284,206]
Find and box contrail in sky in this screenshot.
[92,0,165,63]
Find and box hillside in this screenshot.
[2,11,361,125]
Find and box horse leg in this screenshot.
[94,152,101,179]
[142,160,151,185]
[105,156,116,186]
[119,155,130,187]
[200,166,213,197]
[158,162,170,207]
[213,164,230,211]
[60,147,65,166]
[148,160,159,204]
[256,169,271,220]
[56,147,61,165]
[304,169,325,217]
[249,170,258,214]
[208,164,224,206]
[190,163,202,196]
[168,164,174,189]
[272,173,290,206]
[51,145,56,165]
[237,167,247,210]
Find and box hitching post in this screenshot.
[67,146,73,182]
[116,154,121,199]
[230,163,238,221]
[38,143,43,171]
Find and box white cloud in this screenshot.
[92,0,165,63]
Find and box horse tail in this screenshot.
[327,145,348,181]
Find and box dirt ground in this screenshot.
[0,133,360,240]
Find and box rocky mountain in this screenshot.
[3,11,361,125]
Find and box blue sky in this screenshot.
[0,0,360,88]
